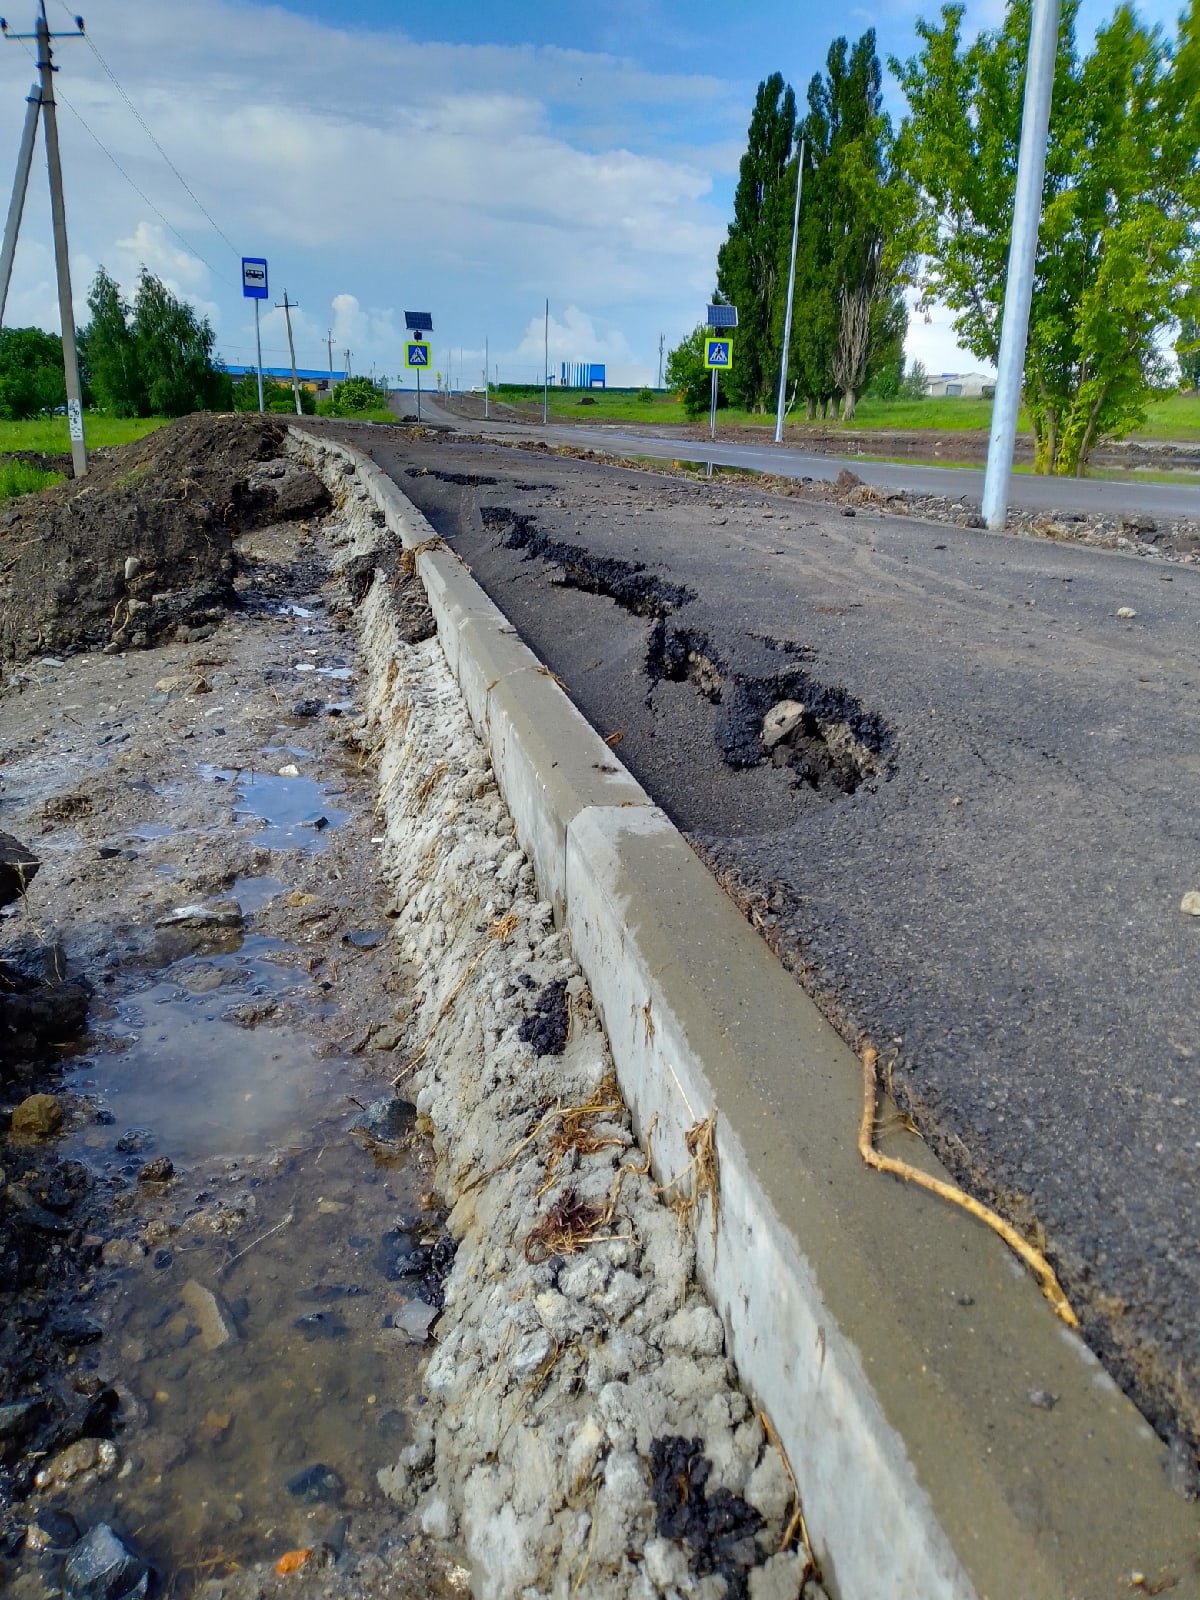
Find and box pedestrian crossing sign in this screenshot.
[704,337,733,370]
[405,341,430,368]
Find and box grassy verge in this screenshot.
[0,414,171,453]
[0,460,66,499]
[313,405,398,424]
[490,386,1200,442]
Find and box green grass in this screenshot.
[493,385,1200,442]
[0,413,171,453]
[0,460,66,498]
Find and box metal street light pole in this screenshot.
[981,0,1060,528]
[775,137,806,445]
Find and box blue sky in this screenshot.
[0,0,1188,387]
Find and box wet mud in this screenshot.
[0,461,468,1598]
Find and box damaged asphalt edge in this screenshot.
[290,427,1200,1600]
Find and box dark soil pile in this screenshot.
[0,414,330,667]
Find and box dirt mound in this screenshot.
[0,414,330,666]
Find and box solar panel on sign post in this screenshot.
[404,312,434,331]
[706,305,738,329]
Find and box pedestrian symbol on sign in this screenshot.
[405,341,430,368]
[704,337,733,370]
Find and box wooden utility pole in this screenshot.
[3,6,88,475]
[277,290,302,415]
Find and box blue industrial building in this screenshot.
[225,364,348,386]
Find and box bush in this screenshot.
[232,373,314,414]
[325,376,390,416]
[636,386,654,403]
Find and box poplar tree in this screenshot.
[715,73,797,410]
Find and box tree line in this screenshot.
[669,0,1200,474]
[1,268,391,425]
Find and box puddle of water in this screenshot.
[195,765,350,852]
[67,952,334,1164]
[294,662,354,682]
[129,822,174,841]
[231,873,286,914]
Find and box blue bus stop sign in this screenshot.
[242,258,268,299]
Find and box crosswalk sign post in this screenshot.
[405,337,431,422]
[703,336,734,441]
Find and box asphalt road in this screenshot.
[405,395,1200,518]
[338,420,1200,1470]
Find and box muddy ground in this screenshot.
[324,419,1200,1484]
[0,420,469,1597]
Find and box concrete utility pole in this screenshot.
[344,347,351,378]
[657,332,665,390]
[775,137,806,445]
[543,298,549,425]
[3,6,88,476]
[327,328,333,381]
[277,290,302,415]
[982,0,1061,528]
[484,335,489,419]
[0,84,40,325]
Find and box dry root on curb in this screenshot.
[857,1045,1078,1328]
[393,912,520,1083]
[655,1110,720,1242]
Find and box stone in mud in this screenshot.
[294,1309,349,1341]
[155,900,243,931]
[35,1438,119,1492]
[62,1523,150,1600]
[0,1397,45,1458]
[352,1096,417,1142]
[179,1280,238,1351]
[285,1462,345,1503]
[11,1094,64,1138]
[0,833,40,906]
[136,1156,174,1184]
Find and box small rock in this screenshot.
[0,832,40,906]
[137,1156,174,1185]
[1027,1387,1058,1410]
[35,1438,119,1492]
[11,1093,64,1138]
[295,1310,348,1341]
[155,901,243,931]
[1116,606,1137,619]
[26,1508,79,1553]
[179,1280,238,1350]
[277,764,301,779]
[124,556,141,581]
[1180,891,1200,917]
[761,700,806,752]
[285,1463,345,1503]
[62,1523,150,1600]
[749,1551,809,1600]
[352,1097,417,1142]
[291,698,324,718]
[0,1397,45,1454]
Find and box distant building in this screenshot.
[560,362,606,389]
[225,364,348,394]
[924,371,995,399]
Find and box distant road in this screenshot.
[398,396,1199,519]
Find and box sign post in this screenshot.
[241,257,269,413]
[404,312,434,424]
[704,304,738,443]
[704,335,734,440]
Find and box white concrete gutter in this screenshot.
[293,426,1199,1600]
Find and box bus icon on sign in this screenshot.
[241,257,269,299]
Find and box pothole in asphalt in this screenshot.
[480,505,695,617]
[404,467,499,488]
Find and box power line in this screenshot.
[56,0,238,258]
[10,29,220,275]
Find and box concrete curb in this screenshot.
[294,427,1200,1600]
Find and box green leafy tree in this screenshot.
[0,327,65,420]
[894,0,1200,474]
[900,358,929,399]
[716,73,798,411]
[81,267,142,416]
[1175,309,1200,387]
[784,32,915,421]
[665,326,721,417]
[81,267,230,417]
